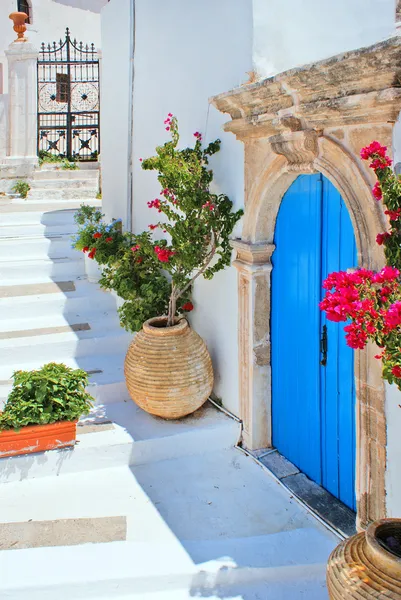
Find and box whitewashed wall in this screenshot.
[100,0,131,226]
[253,0,396,78]
[0,0,105,93]
[128,0,253,415]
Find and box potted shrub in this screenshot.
[122,115,243,419]
[0,363,94,458]
[322,141,401,597]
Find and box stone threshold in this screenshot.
[0,516,126,550]
[0,281,76,298]
[0,322,90,340]
[249,448,356,538]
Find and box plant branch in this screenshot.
[174,231,217,303]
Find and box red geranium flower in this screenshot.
[182,302,194,312]
[93,232,102,239]
[88,248,96,259]
[105,237,113,243]
[82,246,89,253]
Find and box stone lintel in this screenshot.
[211,36,401,140]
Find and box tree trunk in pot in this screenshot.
[124,316,214,419]
[327,519,401,598]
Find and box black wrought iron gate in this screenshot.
[37,28,100,161]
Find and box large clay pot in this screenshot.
[327,519,401,599]
[124,316,214,419]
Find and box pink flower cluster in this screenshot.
[161,188,178,204]
[148,198,162,212]
[164,113,173,132]
[202,200,215,211]
[148,224,158,231]
[154,245,175,263]
[193,131,202,141]
[320,266,401,350]
[360,141,392,170]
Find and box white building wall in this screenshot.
[100,0,131,225]
[253,0,396,78]
[0,0,105,93]
[128,0,253,415]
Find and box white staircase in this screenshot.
[0,192,130,411]
[27,164,100,201]
[0,184,338,599]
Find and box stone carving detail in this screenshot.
[269,129,319,173]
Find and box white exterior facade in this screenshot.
[100,0,401,516]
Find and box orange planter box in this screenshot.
[0,421,77,458]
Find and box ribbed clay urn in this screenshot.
[9,12,28,42]
[327,518,401,599]
[124,317,214,419]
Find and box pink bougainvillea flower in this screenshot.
[131,244,140,253]
[166,127,170,131]
[182,301,194,312]
[88,248,97,259]
[148,224,158,230]
[147,199,161,210]
[93,232,102,239]
[385,301,401,330]
[370,156,392,170]
[139,158,143,162]
[202,201,215,211]
[360,141,387,160]
[385,209,401,221]
[376,232,390,246]
[136,257,143,264]
[392,365,401,378]
[168,113,173,117]
[372,182,382,201]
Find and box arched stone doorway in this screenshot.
[212,37,401,529]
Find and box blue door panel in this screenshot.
[272,174,357,511]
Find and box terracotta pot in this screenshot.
[0,421,77,458]
[124,316,214,419]
[327,519,401,599]
[9,12,28,42]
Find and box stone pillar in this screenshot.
[231,240,275,450]
[5,40,38,165]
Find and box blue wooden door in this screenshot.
[271,174,357,511]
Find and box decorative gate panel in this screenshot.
[37,28,100,161]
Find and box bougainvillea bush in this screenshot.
[73,115,242,330]
[139,114,243,326]
[320,141,401,390]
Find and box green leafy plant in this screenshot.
[72,205,125,266]
[38,151,78,170]
[12,180,30,199]
[139,114,243,325]
[0,363,94,430]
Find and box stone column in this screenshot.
[231,240,275,450]
[5,40,38,165]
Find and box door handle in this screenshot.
[320,325,328,366]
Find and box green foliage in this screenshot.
[0,363,94,430]
[38,151,78,170]
[12,180,30,199]
[141,115,243,324]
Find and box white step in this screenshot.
[33,169,99,181]
[0,352,129,409]
[0,257,85,283]
[0,404,241,482]
[0,234,77,261]
[0,222,78,237]
[0,449,336,599]
[30,178,98,190]
[28,189,99,201]
[0,280,117,321]
[0,320,131,365]
[0,199,101,226]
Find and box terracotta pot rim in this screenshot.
[366,518,401,565]
[143,316,188,336]
[9,12,29,19]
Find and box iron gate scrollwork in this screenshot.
[37,28,100,161]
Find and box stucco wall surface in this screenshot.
[0,0,103,93]
[100,0,131,225]
[253,0,396,78]
[128,0,253,415]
